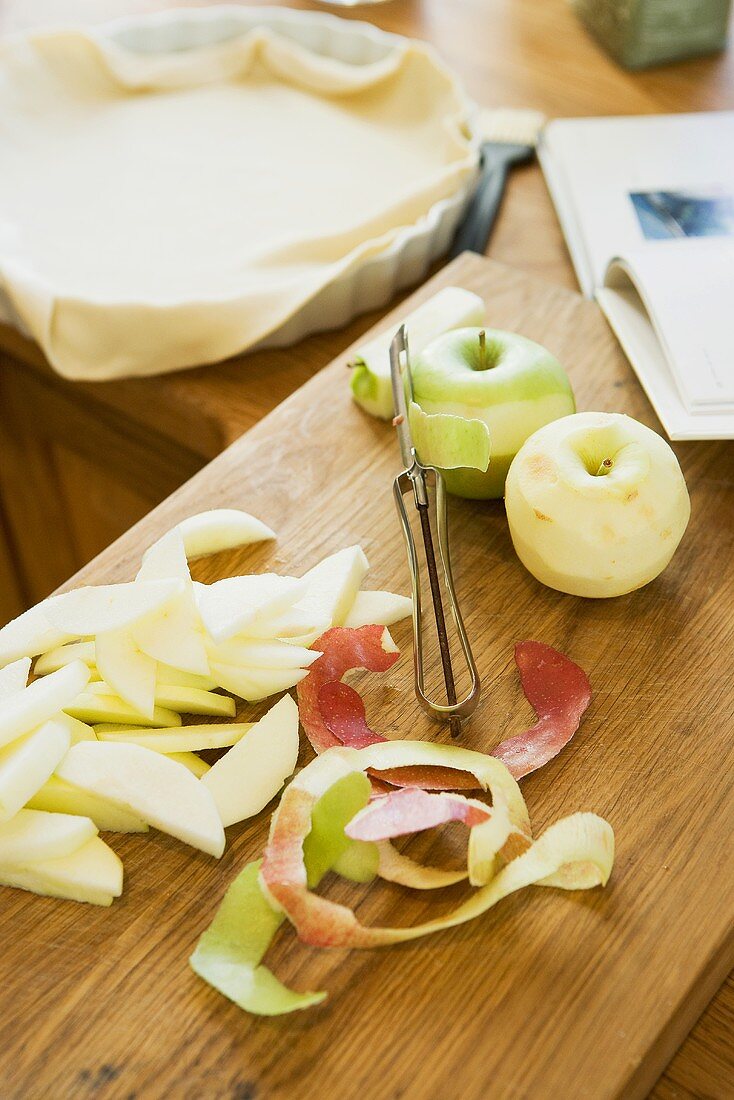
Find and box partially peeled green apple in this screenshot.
[350,287,486,420]
[410,328,575,499]
[504,411,690,598]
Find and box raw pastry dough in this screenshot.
[0,25,476,379]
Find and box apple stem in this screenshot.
[478,329,487,370]
[596,458,614,476]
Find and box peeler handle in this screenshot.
[393,466,481,730]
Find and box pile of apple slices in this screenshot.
[0,509,411,906]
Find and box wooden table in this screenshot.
[0,2,731,1096]
[3,253,733,1100]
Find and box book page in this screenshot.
[597,268,734,440]
[605,243,734,411]
[542,113,734,294]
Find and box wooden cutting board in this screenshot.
[2,254,732,1100]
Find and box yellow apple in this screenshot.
[505,412,690,598]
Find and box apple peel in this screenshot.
[317,680,480,792]
[302,628,591,787]
[409,400,491,472]
[346,787,491,841]
[297,626,399,755]
[190,772,375,1015]
[375,842,467,890]
[260,745,613,950]
[491,641,591,779]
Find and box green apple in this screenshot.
[350,286,486,420]
[410,327,575,498]
[504,411,690,598]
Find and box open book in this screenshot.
[539,112,734,440]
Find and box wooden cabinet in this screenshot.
[0,352,204,616]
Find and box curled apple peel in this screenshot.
[190,772,375,1015]
[260,744,613,951]
[491,641,591,779]
[301,628,592,787]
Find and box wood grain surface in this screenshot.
[1,255,732,1099]
[0,2,732,1093]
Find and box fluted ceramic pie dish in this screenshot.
[0,6,479,380]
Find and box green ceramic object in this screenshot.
[573,0,731,69]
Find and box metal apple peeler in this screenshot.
[389,325,481,738]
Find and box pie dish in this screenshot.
[0,6,479,380]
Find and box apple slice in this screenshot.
[95,723,253,753]
[85,681,235,718]
[0,808,97,865]
[297,546,369,628]
[210,662,308,702]
[350,286,486,420]
[196,575,305,643]
[201,695,299,827]
[133,534,211,676]
[0,657,31,699]
[158,509,275,561]
[240,605,331,646]
[57,742,225,857]
[95,629,157,719]
[135,606,210,677]
[136,528,190,583]
[44,579,183,636]
[343,591,413,629]
[206,638,320,671]
[64,693,181,728]
[153,686,235,718]
[34,641,96,676]
[0,660,90,750]
[156,666,218,691]
[27,775,148,833]
[55,713,96,744]
[0,836,123,906]
[0,718,72,823]
[0,599,76,665]
[167,752,210,778]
